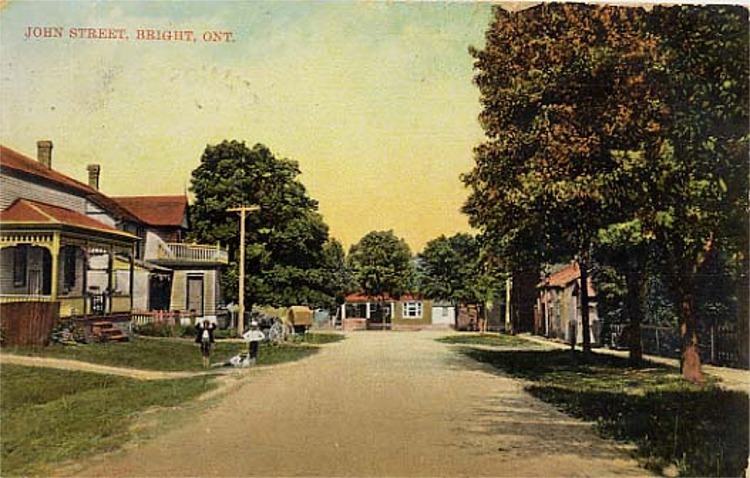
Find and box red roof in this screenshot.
[539,263,595,296]
[0,145,139,223]
[1,145,97,196]
[0,199,136,239]
[345,293,423,303]
[112,195,188,227]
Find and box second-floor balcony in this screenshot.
[153,242,229,266]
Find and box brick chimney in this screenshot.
[37,140,53,168]
[87,164,101,190]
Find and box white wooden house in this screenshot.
[0,141,227,339]
[112,195,226,322]
[0,142,139,319]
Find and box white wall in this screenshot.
[431,305,455,325]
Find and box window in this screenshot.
[63,246,77,291]
[402,301,423,319]
[13,245,28,287]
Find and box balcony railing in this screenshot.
[155,242,228,264]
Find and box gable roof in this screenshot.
[0,198,136,239]
[112,195,188,227]
[345,293,423,303]
[0,145,139,224]
[0,145,97,196]
[539,262,596,297]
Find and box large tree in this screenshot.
[463,4,656,353]
[318,238,357,309]
[417,234,479,303]
[188,140,339,309]
[644,5,749,380]
[417,233,501,328]
[348,230,414,300]
[464,3,748,377]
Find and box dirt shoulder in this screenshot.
[0,353,202,380]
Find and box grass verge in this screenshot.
[0,364,216,477]
[2,337,322,371]
[437,333,539,347]
[293,332,346,345]
[462,348,748,477]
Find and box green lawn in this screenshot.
[293,332,346,345]
[0,334,342,475]
[462,348,748,477]
[437,332,539,347]
[2,336,323,371]
[1,364,216,477]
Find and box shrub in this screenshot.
[133,322,180,337]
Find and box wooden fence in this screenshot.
[0,301,60,346]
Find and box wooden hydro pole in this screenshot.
[227,205,260,335]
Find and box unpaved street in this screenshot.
[76,331,649,477]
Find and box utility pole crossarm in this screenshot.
[227,206,260,213]
[226,205,261,335]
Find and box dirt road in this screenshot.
[75,331,649,477]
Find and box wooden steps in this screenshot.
[91,321,129,342]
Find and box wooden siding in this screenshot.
[0,245,48,295]
[59,296,86,317]
[132,269,149,311]
[0,300,60,346]
[111,295,131,313]
[85,201,117,228]
[392,299,433,326]
[0,247,18,294]
[204,270,216,316]
[170,271,186,311]
[0,174,87,212]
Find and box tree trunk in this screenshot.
[624,265,644,367]
[578,257,591,357]
[510,267,538,334]
[680,287,703,383]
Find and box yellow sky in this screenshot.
[0,1,495,252]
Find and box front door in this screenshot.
[369,302,391,330]
[149,274,172,311]
[187,275,204,317]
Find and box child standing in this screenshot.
[242,320,265,365]
[195,319,216,368]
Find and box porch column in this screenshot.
[129,247,135,310]
[341,303,346,320]
[365,302,371,319]
[82,245,89,316]
[107,246,114,314]
[49,233,60,300]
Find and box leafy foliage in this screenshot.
[417,233,492,305]
[189,140,346,308]
[463,3,749,369]
[348,230,414,299]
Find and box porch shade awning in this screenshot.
[0,199,137,243]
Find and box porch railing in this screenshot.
[132,310,194,326]
[155,243,228,264]
[0,295,54,304]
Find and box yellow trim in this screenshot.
[1,220,138,240]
